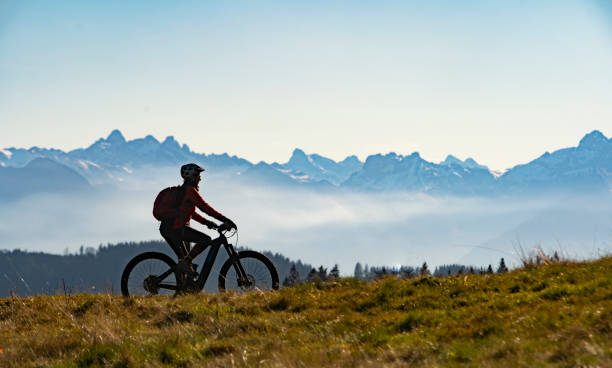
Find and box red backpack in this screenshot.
[153,185,186,221]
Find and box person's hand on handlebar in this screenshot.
[203,220,219,230]
[218,218,237,232]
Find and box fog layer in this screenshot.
[1,168,610,273]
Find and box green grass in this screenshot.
[0,257,610,367]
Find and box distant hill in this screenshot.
[459,193,612,267]
[0,241,312,297]
[0,158,90,202]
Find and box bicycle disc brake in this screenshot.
[238,274,256,291]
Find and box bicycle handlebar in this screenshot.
[216,223,237,235]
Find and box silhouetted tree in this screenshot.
[434,264,480,277]
[317,266,328,281]
[306,268,318,282]
[487,264,493,274]
[399,266,416,279]
[282,265,301,287]
[497,258,508,274]
[354,262,364,279]
[420,262,430,277]
[330,264,340,279]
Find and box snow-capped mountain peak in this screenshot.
[0,149,12,159]
[279,148,363,185]
[2,129,612,196]
[440,155,488,170]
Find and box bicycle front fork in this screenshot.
[224,244,250,286]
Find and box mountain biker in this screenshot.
[159,163,237,275]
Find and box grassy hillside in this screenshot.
[0,257,610,367]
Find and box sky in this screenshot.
[1,0,612,171]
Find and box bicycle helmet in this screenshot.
[180,163,205,180]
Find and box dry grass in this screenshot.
[0,256,611,367]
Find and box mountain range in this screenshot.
[0,158,90,201]
[1,129,612,196]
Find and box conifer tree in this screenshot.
[487,264,493,274]
[330,264,340,279]
[282,264,301,287]
[289,264,300,283]
[282,276,291,287]
[307,268,318,282]
[354,262,364,279]
[420,262,430,277]
[317,266,328,281]
[400,266,415,279]
[497,258,508,273]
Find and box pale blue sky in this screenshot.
[1,0,611,170]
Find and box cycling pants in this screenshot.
[160,222,212,260]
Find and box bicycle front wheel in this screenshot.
[218,251,279,293]
[121,252,179,297]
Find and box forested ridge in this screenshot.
[0,241,312,297]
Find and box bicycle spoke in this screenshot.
[225,260,271,292]
[125,257,176,296]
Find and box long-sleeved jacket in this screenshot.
[172,185,226,229]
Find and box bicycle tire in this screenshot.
[121,252,178,297]
[218,250,279,293]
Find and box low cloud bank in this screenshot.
[1,169,611,274]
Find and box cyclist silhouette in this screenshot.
[159,163,237,275]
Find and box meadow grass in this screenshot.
[0,256,610,367]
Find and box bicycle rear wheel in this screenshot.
[218,250,279,293]
[121,252,179,297]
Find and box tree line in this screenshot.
[0,241,312,297]
[1,240,513,297]
[281,258,511,286]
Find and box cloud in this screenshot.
[1,169,610,275]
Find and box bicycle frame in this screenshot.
[121,226,280,296]
[185,230,251,291]
[148,231,248,293]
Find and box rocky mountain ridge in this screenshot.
[2,129,611,195]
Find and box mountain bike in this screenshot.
[120,228,279,296]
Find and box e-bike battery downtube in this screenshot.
[194,242,221,284]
